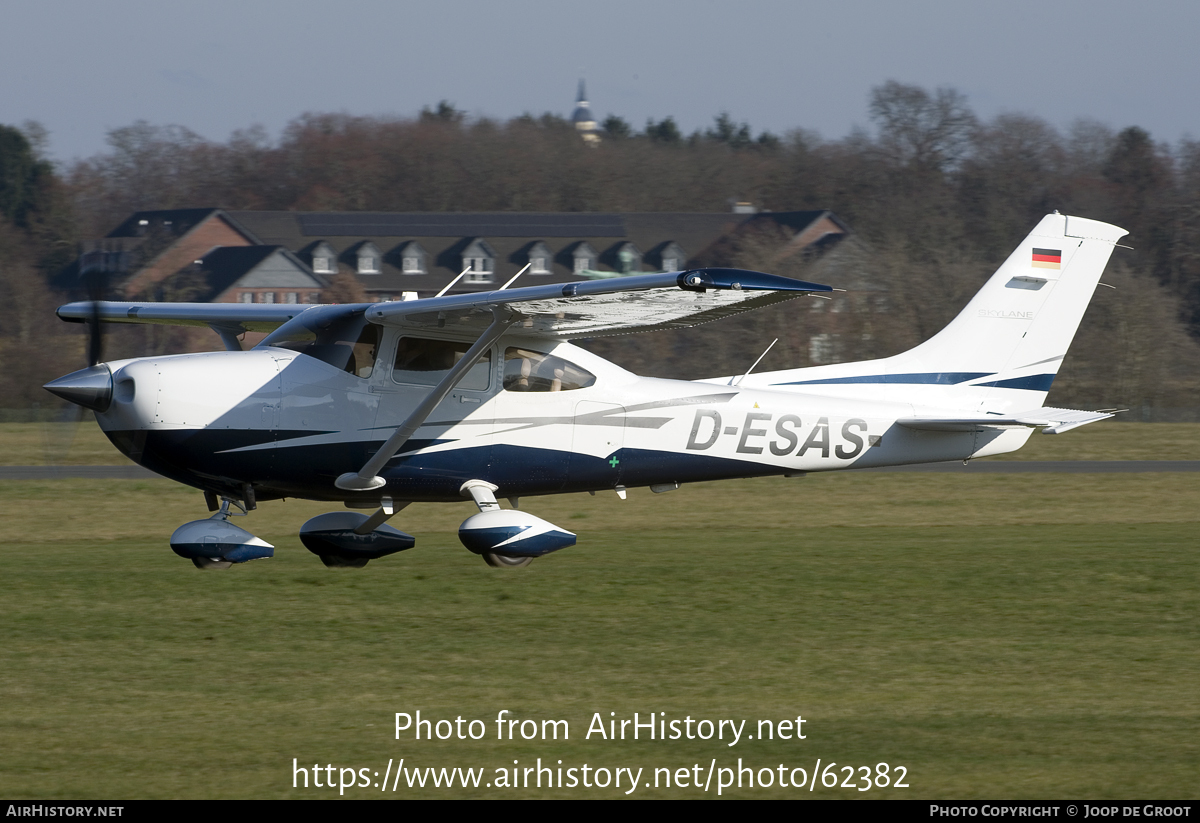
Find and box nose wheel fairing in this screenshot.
[170,514,274,565]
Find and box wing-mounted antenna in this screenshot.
[730,338,778,387]
[437,262,530,299]
[435,267,471,299]
[498,263,531,291]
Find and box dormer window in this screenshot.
[572,241,597,274]
[399,241,428,274]
[464,258,493,282]
[528,241,552,275]
[616,242,642,274]
[357,241,382,275]
[311,241,336,274]
[461,238,496,284]
[658,241,686,272]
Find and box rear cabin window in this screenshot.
[393,337,491,391]
[503,347,596,392]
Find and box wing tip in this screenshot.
[678,267,832,293]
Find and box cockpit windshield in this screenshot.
[257,305,380,378]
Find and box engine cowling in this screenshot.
[170,518,274,563]
[458,509,576,558]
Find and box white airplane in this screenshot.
[46,213,1126,570]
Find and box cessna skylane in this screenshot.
[45,213,1125,570]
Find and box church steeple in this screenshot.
[572,80,600,145]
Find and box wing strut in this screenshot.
[335,307,516,491]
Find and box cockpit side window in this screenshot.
[347,324,381,379]
[257,306,380,379]
[503,347,596,392]
[393,337,492,391]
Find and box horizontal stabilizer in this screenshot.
[898,407,1117,434]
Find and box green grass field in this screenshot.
[1,464,1198,798]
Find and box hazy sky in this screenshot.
[6,0,1198,163]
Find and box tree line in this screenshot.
[1,81,1198,415]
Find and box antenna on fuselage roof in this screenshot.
[730,338,778,387]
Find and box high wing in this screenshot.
[55,268,830,341]
[56,301,311,333]
[367,268,830,338]
[898,407,1119,435]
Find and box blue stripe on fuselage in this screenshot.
[971,373,1056,391]
[774,372,991,386]
[107,429,780,504]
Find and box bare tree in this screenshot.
[868,80,978,173]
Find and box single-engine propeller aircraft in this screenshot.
[46,213,1125,570]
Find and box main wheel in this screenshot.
[483,553,533,568]
[192,557,233,570]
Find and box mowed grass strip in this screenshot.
[2,471,1199,544]
[0,474,1197,798]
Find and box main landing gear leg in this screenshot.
[461,480,534,569]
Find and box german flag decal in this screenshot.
[1031,248,1062,269]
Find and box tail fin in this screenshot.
[899,214,1126,397]
[762,214,1127,413]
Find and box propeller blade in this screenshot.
[41,401,86,471]
[83,271,107,367]
[87,300,102,366]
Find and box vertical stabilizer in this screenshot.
[900,214,1126,391]
[758,214,1127,413]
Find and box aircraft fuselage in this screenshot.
[93,338,1027,506]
